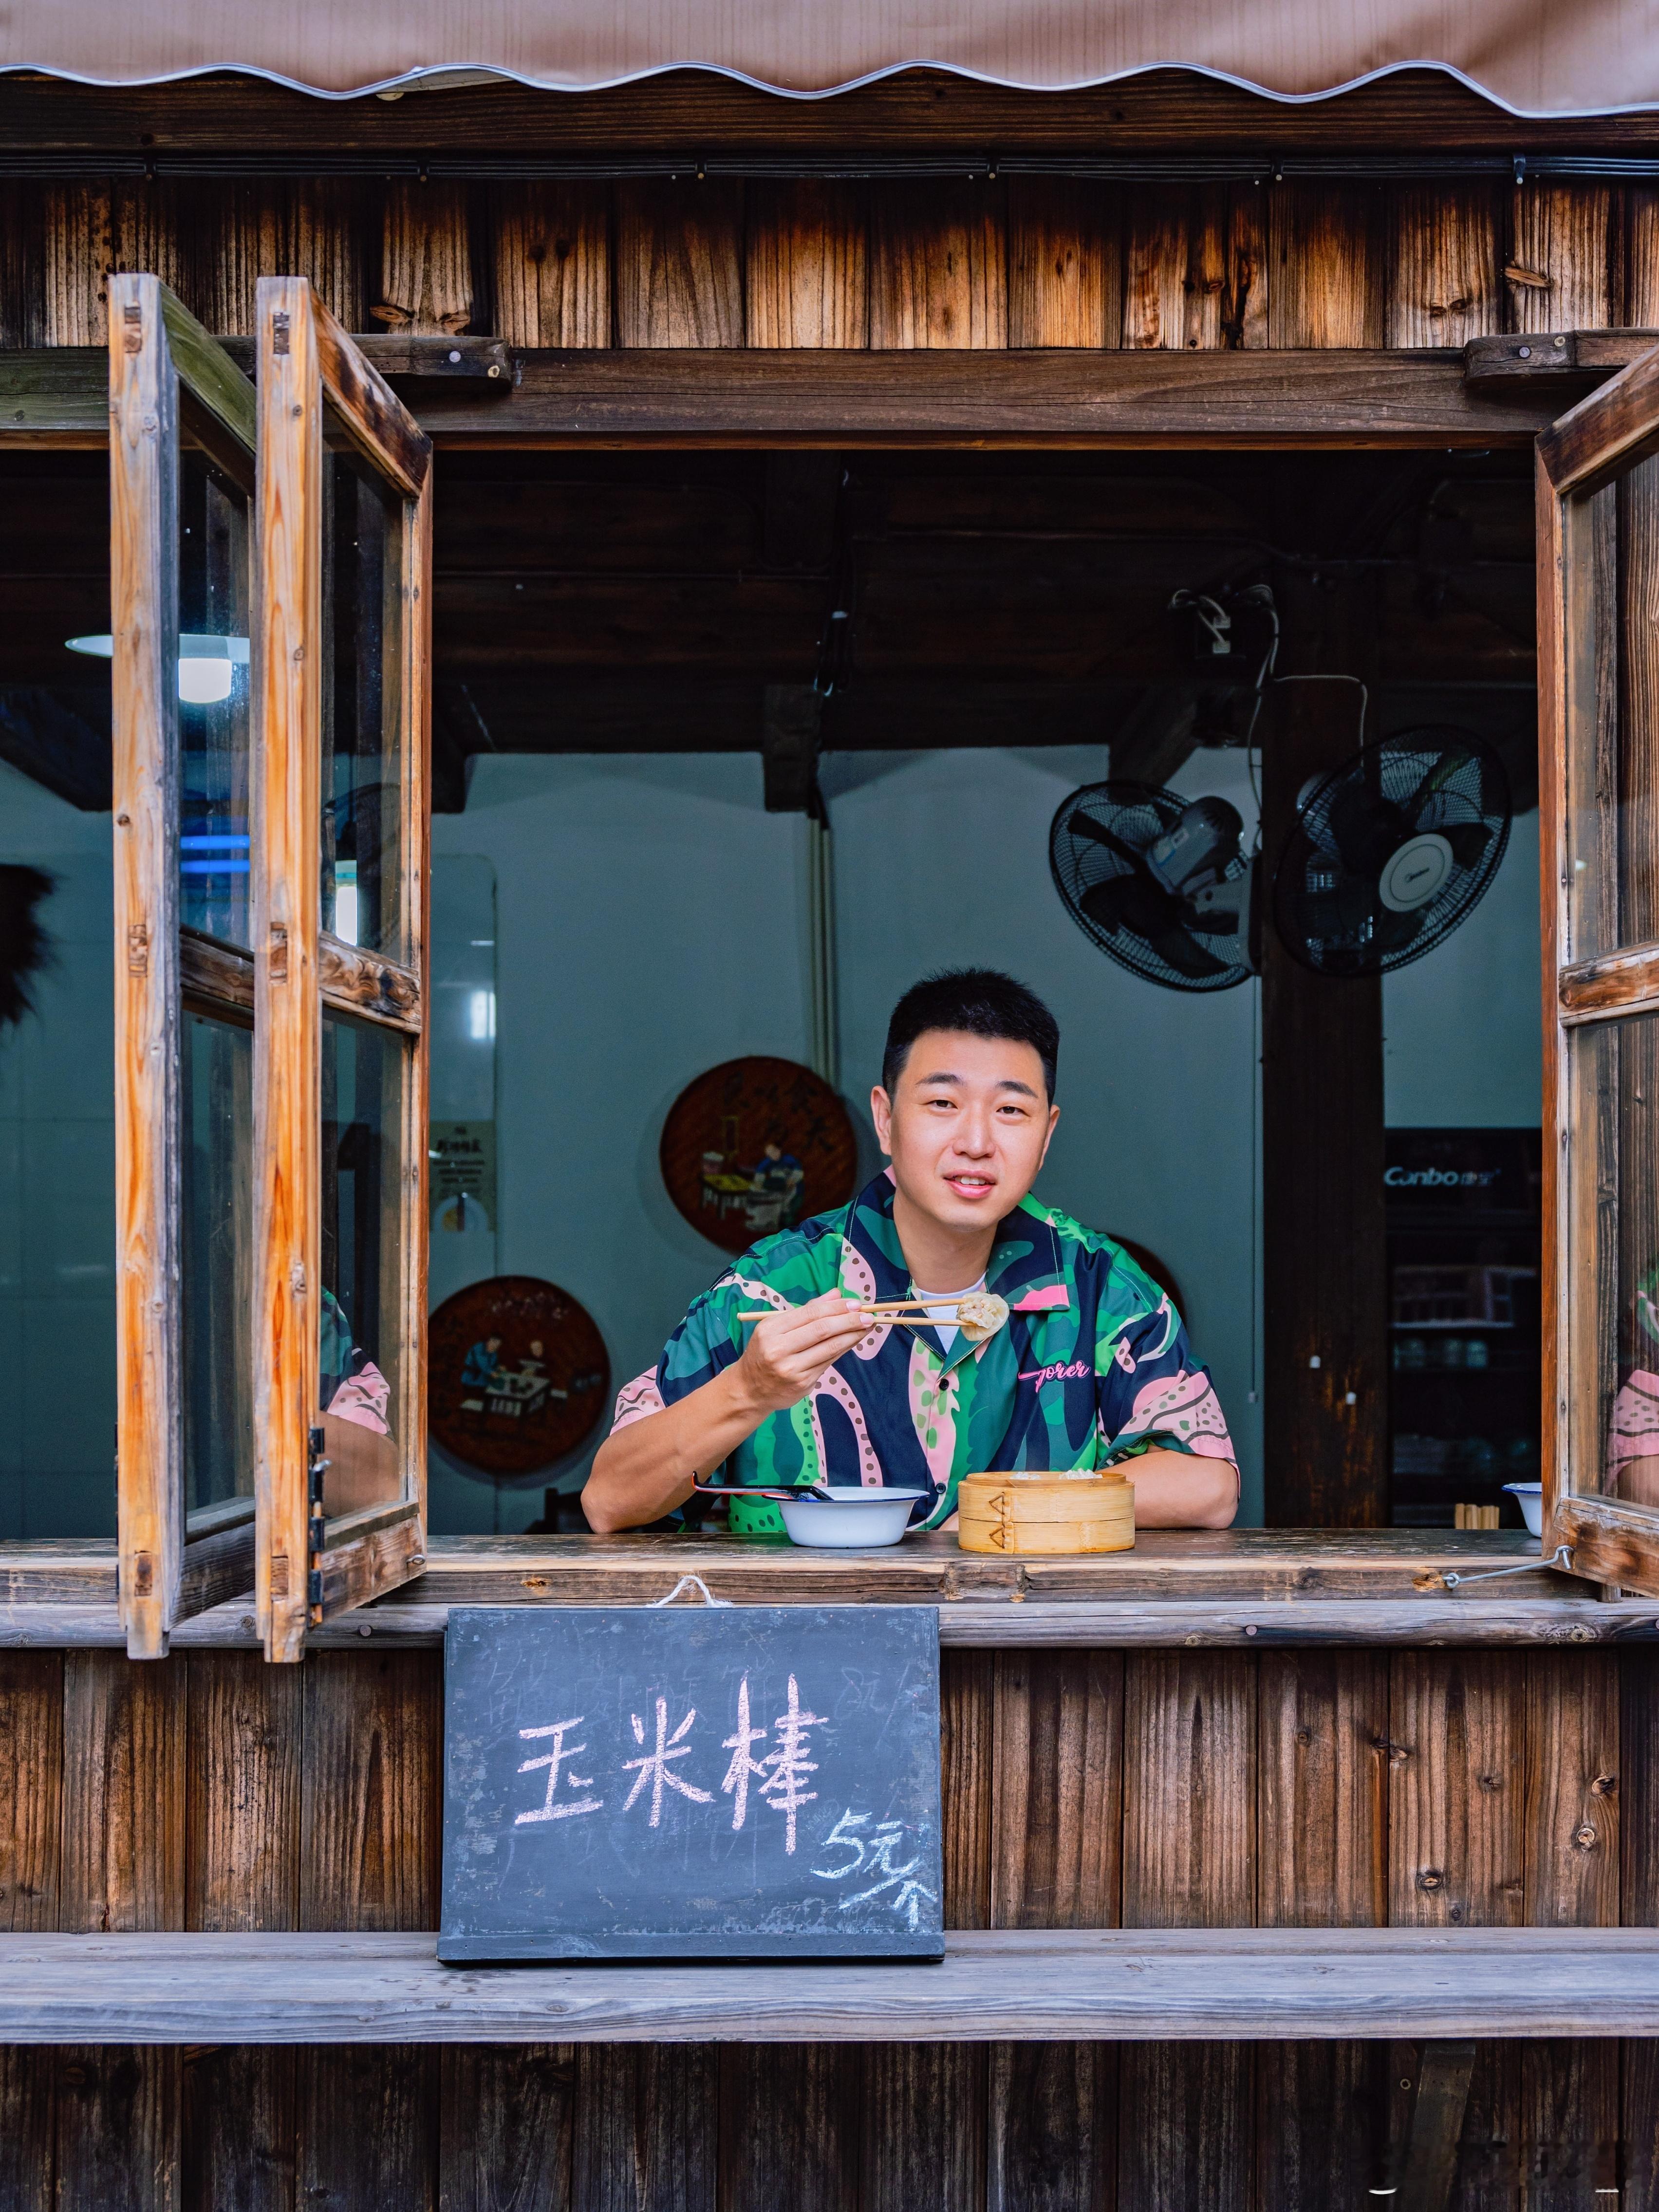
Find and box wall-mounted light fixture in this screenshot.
[65,632,251,706]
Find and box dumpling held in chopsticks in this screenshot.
[955,1291,1009,1344]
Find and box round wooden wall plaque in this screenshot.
[429,1275,611,1478]
[659,1056,858,1255]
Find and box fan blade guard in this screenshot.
[1270,729,1511,977]
[1051,778,1254,994]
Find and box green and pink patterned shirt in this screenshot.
[611,1172,1235,1530]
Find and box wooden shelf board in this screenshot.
[1,1927,1655,2044]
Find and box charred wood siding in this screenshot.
[7,178,1659,354]
[0,1643,1649,2205]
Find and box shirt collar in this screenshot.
[842,1173,1071,1368]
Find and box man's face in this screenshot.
[871,1028,1059,1233]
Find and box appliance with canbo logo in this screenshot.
[1384,1128,1541,1528]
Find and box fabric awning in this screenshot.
[1,0,1654,120]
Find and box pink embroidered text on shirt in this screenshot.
[1018,1360,1091,1386]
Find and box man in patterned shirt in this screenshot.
[583,969,1238,1534]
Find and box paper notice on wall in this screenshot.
[430,1121,498,1234]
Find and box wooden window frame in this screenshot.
[1538,341,1659,1593]
[110,274,261,1658]
[253,277,433,1663]
[23,320,1616,1630]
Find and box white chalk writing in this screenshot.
[515,1717,603,1824]
[814,1807,939,1930]
[758,1674,827,1855]
[622,1697,714,1827]
[812,1807,872,1879]
[721,1675,769,1831]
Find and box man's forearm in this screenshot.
[1123,1449,1238,1529]
[583,1366,768,1532]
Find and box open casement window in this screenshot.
[111,276,261,1658]
[254,278,432,1663]
[1540,341,1659,1596]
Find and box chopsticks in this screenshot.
[692,1479,835,1502]
[736,1298,977,1320]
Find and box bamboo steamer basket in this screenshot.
[955,1473,1135,1555]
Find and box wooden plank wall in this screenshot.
[7,176,1659,352]
[0,1643,1652,2208]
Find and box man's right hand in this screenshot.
[734,1290,878,1415]
[583,1291,880,1532]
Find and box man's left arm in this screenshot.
[1096,1300,1239,1530]
[1118,1447,1238,1528]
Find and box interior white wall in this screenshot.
[429,754,813,1530]
[0,757,115,1538]
[1382,806,1542,1128]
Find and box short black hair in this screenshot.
[881,968,1059,1100]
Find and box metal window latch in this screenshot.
[1444,1543,1573,1589]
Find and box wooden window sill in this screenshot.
[6,1533,1653,1645]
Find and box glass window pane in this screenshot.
[177,446,252,948]
[181,1007,254,1523]
[0,815,116,1539]
[1576,1009,1659,1513]
[3,455,120,1535]
[322,446,404,960]
[1567,456,1659,960]
[428,855,498,1315]
[427,856,499,1535]
[321,1008,408,1520]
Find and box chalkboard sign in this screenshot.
[439,1605,944,1963]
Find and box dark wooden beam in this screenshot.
[1105,688,1202,787]
[0,685,110,807]
[399,673,1533,798]
[761,683,822,810]
[1386,2040,1477,2209]
[763,453,842,570]
[0,67,1656,158]
[429,349,1558,448]
[427,673,1216,758]
[1261,676,1389,1529]
[0,348,1561,451]
[1463,327,1659,395]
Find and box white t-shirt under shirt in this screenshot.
[911,1275,987,1356]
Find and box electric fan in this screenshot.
[1271,730,1511,978]
[1049,780,1255,992]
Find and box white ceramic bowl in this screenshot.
[776,1487,928,1549]
[1503,1481,1543,1539]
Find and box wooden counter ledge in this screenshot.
[2,1529,1656,1645]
